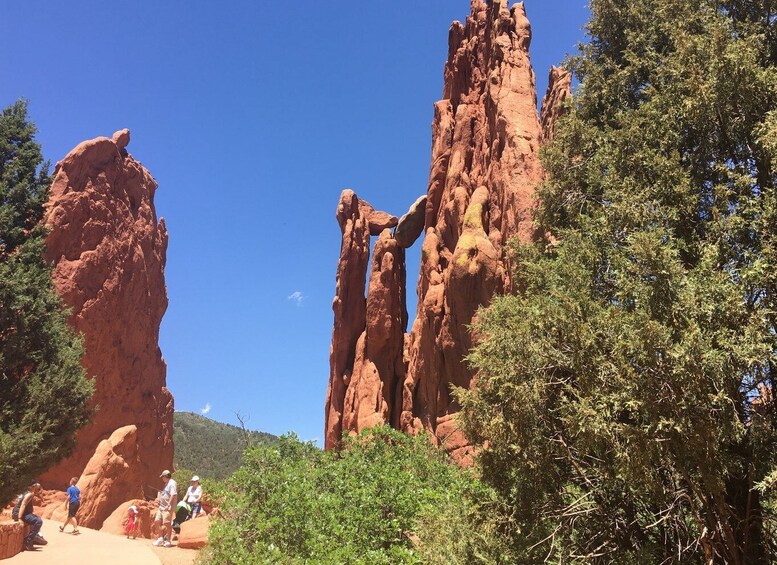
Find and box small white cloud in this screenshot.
[200,402,211,415]
[287,291,304,306]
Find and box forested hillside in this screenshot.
[173,412,277,480]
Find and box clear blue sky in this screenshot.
[1,1,589,444]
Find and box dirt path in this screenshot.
[9,520,199,565]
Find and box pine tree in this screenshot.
[0,100,92,503]
[460,0,777,562]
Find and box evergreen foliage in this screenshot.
[459,0,777,562]
[204,426,484,564]
[0,100,92,503]
[173,411,277,481]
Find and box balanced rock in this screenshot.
[40,131,174,497]
[394,195,427,248]
[111,128,130,149]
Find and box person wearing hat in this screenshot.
[152,470,177,547]
[184,475,203,518]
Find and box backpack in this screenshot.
[11,493,24,521]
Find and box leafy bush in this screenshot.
[204,426,483,564]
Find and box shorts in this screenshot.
[154,509,172,524]
[68,501,80,518]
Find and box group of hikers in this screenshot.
[13,470,204,552]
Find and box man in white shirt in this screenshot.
[152,470,177,547]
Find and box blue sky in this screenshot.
[1,1,589,444]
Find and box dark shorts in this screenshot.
[68,501,80,518]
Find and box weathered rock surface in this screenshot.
[101,499,156,539]
[40,130,174,497]
[74,425,145,529]
[340,229,407,435]
[326,1,569,458]
[540,66,572,143]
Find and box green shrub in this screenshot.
[204,426,482,564]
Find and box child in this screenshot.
[59,477,80,534]
[122,505,139,539]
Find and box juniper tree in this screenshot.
[459,0,777,562]
[0,100,92,502]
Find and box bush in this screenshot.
[204,426,483,564]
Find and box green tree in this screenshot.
[459,0,777,562]
[0,100,92,503]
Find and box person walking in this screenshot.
[59,477,81,534]
[152,470,177,548]
[18,481,46,551]
[123,505,139,539]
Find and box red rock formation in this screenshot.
[540,66,572,143]
[341,229,406,435]
[178,516,210,549]
[74,425,145,529]
[325,192,403,448]
[40,130,173,496]
[326,1,572,459]
[404,0,545,456]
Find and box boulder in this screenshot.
[394,195,427,248]
[111,128,130,149]
[178,516,210,549]
[73,425,144,529]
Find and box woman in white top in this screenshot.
[184,476,203,517]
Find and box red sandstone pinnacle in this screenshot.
[540,66,572,143]
[326,1,570,462]
[404,0,543,451]
[40,131,174,496]
[341,230,406,435]
[325,193,407,449]
[325,191,374,449]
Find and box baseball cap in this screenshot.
[191,475,200,482]
[160,470,171,477]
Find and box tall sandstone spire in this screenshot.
[326,0,571,460]
[40,129,174,495]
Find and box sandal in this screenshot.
[59,526,64,532]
